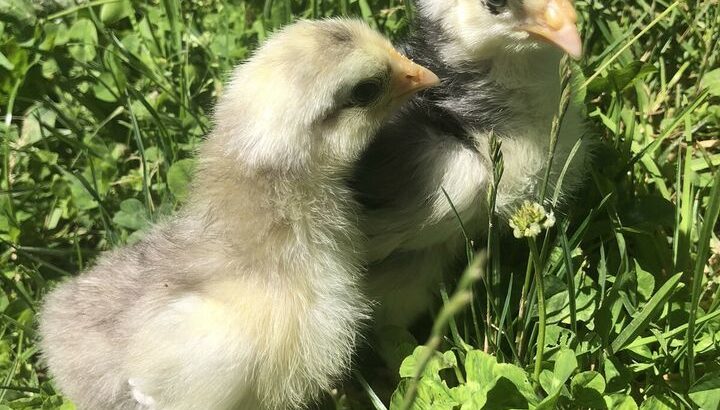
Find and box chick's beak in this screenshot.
[522,0,582,59]
[389,51,440,99]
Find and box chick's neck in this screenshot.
[188,148,359,246]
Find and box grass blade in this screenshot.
[687,168,720,383]
[611,272,683,353]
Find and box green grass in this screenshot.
[1,0,719,409]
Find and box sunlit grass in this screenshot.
[0,0,718,408]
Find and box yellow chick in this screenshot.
[38,19,438,410]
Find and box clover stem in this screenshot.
[529,238,546,385]
[516,254,534,359]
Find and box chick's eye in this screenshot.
[485,0,507,11]
[349,79,384,107]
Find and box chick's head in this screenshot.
[214,19,438,172]
[417,0,582,60]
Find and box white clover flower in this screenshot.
[509,201,556,239]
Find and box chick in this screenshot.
[38,19,438,410]
[352,0,589,327]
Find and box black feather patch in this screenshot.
[350,13,515,210]
[397,14,511,136]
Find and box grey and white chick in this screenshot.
[38,19,438,410]
[352,0,590,327]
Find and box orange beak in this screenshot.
[388,50,440,99]
[522,0,582,59]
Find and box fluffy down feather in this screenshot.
[39,19,437,410]
[353,0,593,326]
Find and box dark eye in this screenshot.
[486,0,507,12]
[349,79,384,107]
